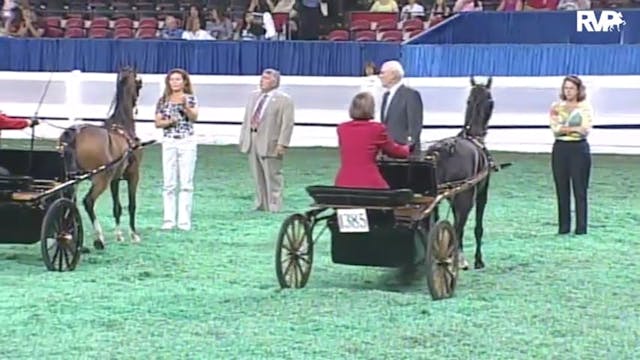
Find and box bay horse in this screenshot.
[58,67,144,250]
[425,77,496,270]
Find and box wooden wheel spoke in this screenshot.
[276,214,314,289]
[51,247,61,268]
[41,198,82,272]
[282,259,295,279]
[426,221,458,300]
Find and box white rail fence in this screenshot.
[1,71,639,154]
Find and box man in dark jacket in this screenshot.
[378,60,424,157]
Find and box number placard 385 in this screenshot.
[336,208,369,233]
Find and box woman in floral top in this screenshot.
[155,68,199,231]
[548,75,593,236]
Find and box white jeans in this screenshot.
[162,135,197,229]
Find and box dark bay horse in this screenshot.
[425,77,496,270]
[58,67,144,249]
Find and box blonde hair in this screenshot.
[161,68,194,102]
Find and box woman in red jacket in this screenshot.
[0,113,38,176]
[335,92,411,189]
[0,112,36,130]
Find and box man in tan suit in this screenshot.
[239,68,295,212]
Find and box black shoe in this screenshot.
[575,229,587,235]
[558,229,570,235]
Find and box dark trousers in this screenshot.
[298,5,320,40]
[551,140,591,234]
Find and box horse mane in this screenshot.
[105,69,138,132]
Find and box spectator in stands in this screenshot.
[161,16,183,39]
[556,0,590,10]
[370,0,399,12]
[334,92,410,189]
[453,0,483,11]
[524,0,558,10]
[206,7,233,40]
[401,0,425,20]
[249,0,271,12]
[497,0,523,10]
[378,60,423,157]
[297,0,322,40]
[1,0,17,35]
[240,11,277,40]
[9,6,43,37]
[155,68,199,231]
[238,68,295,213]
[240,11,266,39]
[188,4,207,30]
[182,16,213,40]
[429,0,450,23]
[548,75,593,235]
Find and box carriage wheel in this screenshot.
[425,220,460,300]
[275,213,314,289]
[40,198,84,272]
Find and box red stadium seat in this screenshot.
[328,30,349,41]
[355,30,376,41]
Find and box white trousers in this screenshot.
[162,135,197,229]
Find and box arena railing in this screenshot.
[0,70,639,155]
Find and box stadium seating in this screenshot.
[11,0,640,42]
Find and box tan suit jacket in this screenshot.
[239,89,295,157]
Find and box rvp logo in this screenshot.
[577,10,626,32]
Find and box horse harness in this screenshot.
[56,123,140,176]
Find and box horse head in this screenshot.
[117,66,142,102]
[110,66,143,131]
[463,76,494,139]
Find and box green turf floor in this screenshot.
[1,140,639,359]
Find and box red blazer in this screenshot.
[0,114,30,130]
[334,120,410,189]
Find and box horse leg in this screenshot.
[110,179,124,242]
[83,177,109,249]
[126,171,141,243]
[452,191,475,271]
[474,177,490,269]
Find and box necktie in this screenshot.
[251,94,268,129]
[381,91,390,123]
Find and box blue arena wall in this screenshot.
[0,10,638,77]
[406,10,640,45]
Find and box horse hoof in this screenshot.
[94,240,105,250]
[458,253,470,271]
[115,232,125,242]
[131,233,141,243]
[80,246,91,254]
[475,261,485,269]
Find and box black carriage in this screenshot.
[1,148,91,271]
[275,156,489,301]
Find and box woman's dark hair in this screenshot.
[349,92,375,120]
[363,61,377,76]
[560,75,587,102]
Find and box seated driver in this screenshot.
[0,112,38,176]
[334,92,411,189]
[0,112,37,130]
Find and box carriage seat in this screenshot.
[0,175,34,192]
[306,185,414,208]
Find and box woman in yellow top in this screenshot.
[370,0,399,12]
[549,75,593,235]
